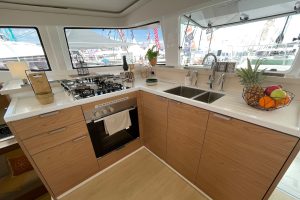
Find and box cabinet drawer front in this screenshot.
[142,92,168,111]
[33,135,99,196]
[12,106,84,140]
[23,121,88,155]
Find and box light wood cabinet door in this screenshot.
[166,100,209,183]
[33,135,99,197]
[142,92,168,160]
[196,113,298,200]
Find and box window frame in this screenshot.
[63,21,166,69]
[0,26,51,71]
[179,14,300,74]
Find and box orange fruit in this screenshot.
[275,98,285,107]
[275,95,291,108]
[259,96,275,109]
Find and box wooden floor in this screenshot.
[60,148,208,200]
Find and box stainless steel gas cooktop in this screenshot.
[60,74,128,100]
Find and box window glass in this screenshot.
[189,0,297,28]
[0,27,50,71]
[180,14,300,72]
[64,23,165,68]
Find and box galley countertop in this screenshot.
[4,79,300,138]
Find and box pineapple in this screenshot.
[236,58,265,106]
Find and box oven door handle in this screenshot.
[92,107,136,123]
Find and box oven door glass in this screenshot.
[87,108,139,158]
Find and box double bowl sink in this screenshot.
[164,86,224,104]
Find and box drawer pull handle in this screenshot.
[73,135,87,142]
[213,113,231,121]
[40,111,59,118]
[48,127,66,135]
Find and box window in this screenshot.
[64,22,165,68]
[0,27,50,71]
[180,14,300,72]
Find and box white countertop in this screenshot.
[4,80,300,138]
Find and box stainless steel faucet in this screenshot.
[217,73,225,91]
[202,53,218,89]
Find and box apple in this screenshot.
[264,85,282,96]
[270,89,286,100]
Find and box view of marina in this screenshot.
[1,14,300,72]
[64,23,165,68]
[180,14,300,71]
[0,23,165,71]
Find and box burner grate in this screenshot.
[60,75,127,100]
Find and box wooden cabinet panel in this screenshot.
[0,94,9,109]
[23,121,88,155]
[196,113,298,200]
[142,92,168,160]
[33,135,99,196]
[142,92,168,111]
[167,100,209,183]
[12,106,84,140]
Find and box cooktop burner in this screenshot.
[61,74,127,100]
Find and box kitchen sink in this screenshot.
[164,86,206,98]
[194,92,224,104]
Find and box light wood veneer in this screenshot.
[33,134,99,196]
[141,92,168,160]
[11,106,84,140]
[167,100,209,183]
[61,149,208,200]
[196,113,298,200]
[23,121,88,155]
[8,91,300,200]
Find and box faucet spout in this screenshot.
[203,53,218,89]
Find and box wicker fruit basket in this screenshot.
[242,88,295,111]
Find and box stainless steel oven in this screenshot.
[83,96,140,158]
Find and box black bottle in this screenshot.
[122,56,129,71]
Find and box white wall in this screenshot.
[0,8,123,26]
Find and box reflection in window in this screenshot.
[0,27,50,71]
[180,14,300,72]
[64,23,165,68]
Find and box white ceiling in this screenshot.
[0,0,143,13]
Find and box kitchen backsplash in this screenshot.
[153,66,300,100]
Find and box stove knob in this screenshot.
[108,107,114,112]
[102,109,108,115]
[94,111,101,118]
